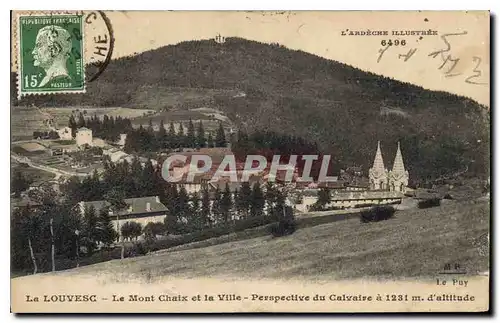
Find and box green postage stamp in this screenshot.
[16,14,85,97]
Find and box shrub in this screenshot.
[127,242,148,257]
[269,206,297,237]
[360,205,396,223]
[418,198,441,209]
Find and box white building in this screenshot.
[78,196,167,241]
[57,126,73,140]
[76,127,93,147]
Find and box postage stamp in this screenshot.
[16,13,85,97]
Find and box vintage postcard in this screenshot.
[10,10,490,313]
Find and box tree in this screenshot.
[11,206,42,274]
[168,121,176,148]
[220,183,233,225]
[11,170,30,198]
[250,183,265,218]
[141,160,156,196]
[186,119,196,148]
[236,182,252,220]
[28,183,60,272]
[68,114,77,137]
[96,206,116,247]
[158,119,167,149]
[120,222,132,241]
[215,122,226,147]
[264,181,276,214]
[104,189,128,259]
[175,186,190,233]
[177,123,185,147]
[143,222,165,241]
[207,132,215,148]
[212,186,222,225]
[317,187,331,208]
[77,112,86,128]
[189,193,203,231]
[196,120,206,148]
[122,221,142,241]
[201,187,211,227]
[82,205,98,256]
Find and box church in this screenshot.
[368,141,409,193]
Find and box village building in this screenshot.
[78,196,167,240]
[76,127,93,147]
[56,126,73,140]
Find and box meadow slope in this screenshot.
[43,199,490,282]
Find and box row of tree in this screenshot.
[68,112,134,142]
[123,119,227,153]
[163,181,283,234]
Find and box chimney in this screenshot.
[155,196,160,203]
[146,202,151,212]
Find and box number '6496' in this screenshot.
[381,39,406,46]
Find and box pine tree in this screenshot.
[77,112,86,128]
[176,186,189,232]
[317,187,331,207]
[207,132,215,148]
[201,187,211,227]
[130,156,143,195]
[221,183,233,224]
[250,183,265,217]
[141,160,156,196]
[189,193,202,232]
[82,205,98,256]
[186,119,196,148]
[264,181,276,215]
[96,206,116,247]
[178,123,185,148]
[104,189,128,258]
[215,122,226,147]
[68,114,77,137]
[196,120,206,148]
[158,119,167,149]
[237,182,252,219]
[168,121,176,149]
[212,185,222,226]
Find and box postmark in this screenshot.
[17,13,85,97]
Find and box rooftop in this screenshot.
[79,196,167,218]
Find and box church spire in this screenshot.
[392,142,406,173]
[372,141,386,172]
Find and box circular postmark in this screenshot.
[82,10,114,82]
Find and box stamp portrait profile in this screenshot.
[17,14,85,97]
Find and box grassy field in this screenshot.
[54,199,489,281]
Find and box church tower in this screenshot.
[388,142,409,192]
[368,141,389,190]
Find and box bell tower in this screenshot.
[388,142,409,192]
[368,141,389,190]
